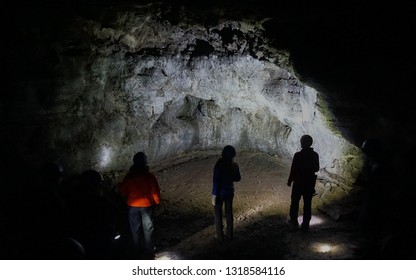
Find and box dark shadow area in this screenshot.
[152,204,214,253]
[190,215,289,260]
[0,167,126,260]
[349,139,416,259]
[260,0,416,148]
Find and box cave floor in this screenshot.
[137,151,364,260]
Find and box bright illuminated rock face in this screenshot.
[48,5,361,181]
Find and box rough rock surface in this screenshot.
[41,3,362,187]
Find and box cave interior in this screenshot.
[1,0,416,260]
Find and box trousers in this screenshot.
[214,194,234,240]
[128,206,155,257]
[289,185,313,227]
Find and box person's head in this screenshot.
[133,152,148,167]
[300,134,313,149]
[222,145,237,160]
[80,169,104,195]
[361,138,382,160]
[40,161,64,186]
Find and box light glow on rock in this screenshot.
[49,9,362,183]
[99,145,112,169]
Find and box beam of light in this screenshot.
[100,145,112,168]
[317,243,332,253]
[310,242,345,255]
[297,215,325,227]
[309,215,325,226]
[155,251,181,260]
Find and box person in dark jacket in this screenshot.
[212,145,241,241]
[287,135,320,232]
[67,169,117,259]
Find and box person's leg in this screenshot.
[128,207,142,253]
[224,195,234,239]
[301,193,313,231]
[289,188,302,227]
[214,196,224,240]
[140,206,155,258]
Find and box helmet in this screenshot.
[222,145,237,159]
[300,135,313,148]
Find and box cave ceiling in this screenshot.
[6,1,415,129]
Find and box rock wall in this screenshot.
[34,4,360,182]
[2,2,363,185]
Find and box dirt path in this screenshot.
[150,151,362,260]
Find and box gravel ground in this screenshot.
[137,151,364,260]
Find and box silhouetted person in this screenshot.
[28,160,71,258]
[34,161,66,230]
[119,152,161,259]
[212,145,241,241]
[68,169,117,259]
[14,160,86,259]
[287,135,320,232]
[358,138,400,258]
[359,138,386,229]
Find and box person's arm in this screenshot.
[118,176,129,197]
[314,152,320,173]
[150,173,161,205]
[233,162,241,182]
[212,162,220,196]
[212,162,220,206]
[287,154,297,186]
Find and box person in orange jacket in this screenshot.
[119,152,161,259]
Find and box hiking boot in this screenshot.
[300,223,309,232]
[288,219,300,229]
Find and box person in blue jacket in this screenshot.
[212,145,241,241]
